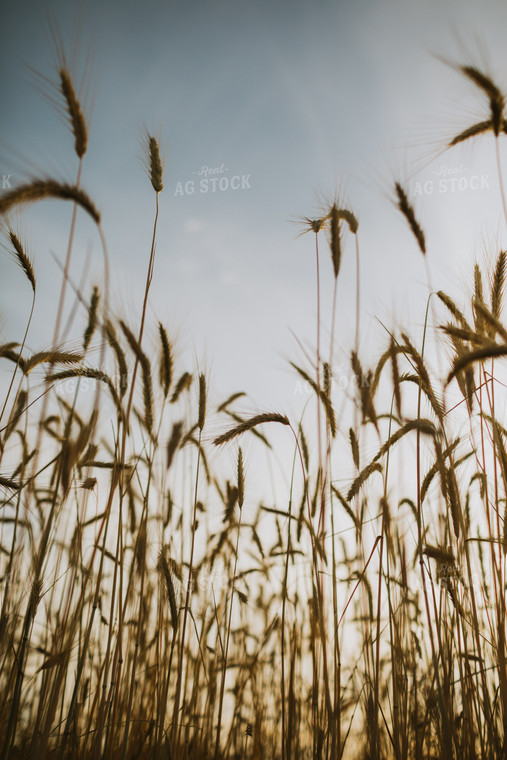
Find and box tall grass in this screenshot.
[1,53,507,760]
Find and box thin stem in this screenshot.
[214,505,242,760]
[173,428,203,750]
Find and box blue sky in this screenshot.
[2,0,507,428]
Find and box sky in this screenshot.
[2,0,507,450]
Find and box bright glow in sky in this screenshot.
[2,0,507,430]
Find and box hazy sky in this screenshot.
[2,0,507,427]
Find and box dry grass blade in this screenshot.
[0,180,100,223]
[213,413,290,446]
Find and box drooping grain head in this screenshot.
[0,180,100,224]
[213,412,290,446]
[336,207,359,234]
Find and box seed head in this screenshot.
[147,135,164,193]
